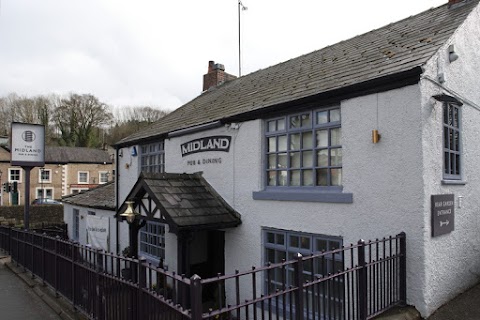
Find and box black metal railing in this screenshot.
[0,226,406,320]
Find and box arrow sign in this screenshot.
[431,194,455,237]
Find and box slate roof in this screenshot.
[62,182,115,210]
[117,0,479,146]
[0,146,113,164]
[122,172,241,232]
[45,146,112,164]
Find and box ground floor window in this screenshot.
[139,221,166,263]
[36,188,53,199]
[263,228,344,316]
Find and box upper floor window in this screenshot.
[265,107,341,187]
[140,142,165,173]
[99,171,109,184]
[39,168,51,183]
[443,103,461,180]
[8,168,21,182]
[78,171,89,184]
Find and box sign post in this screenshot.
[10,123,45,230]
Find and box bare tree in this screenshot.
[52,93,113,147]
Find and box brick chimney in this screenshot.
[448,0,466,7]
[202,61,237,91]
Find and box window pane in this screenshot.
[316,111,328,124]
[290,235,299,248]
[268,154,276,169]
[290,152,301,168]
[331,168,342,186]
[316,130,328,147]
[316,239,328,252]
[267,249,276,263]
[450,153,455,175]
[268,137,277,152]
[301,113,311,128]
[303,151,313,167]
[277,119,286,131]
[268,171,277,186]
[268,120,276,132]
[290,115,300,128]
[330,241,341,251]
[331,148,342,166]
[279,171,287,186]
[302,131,313,149]
[444,129,449,149]
[455,154,460,175]
[330,109,341,122]
[316,169,328,186]
[290,170,301,186]
[331,128,342,146]
[278,153,288,169]
[303,170,313,186]
[453,107,459,128]
[278,135,287,151]
[290,133,301,150]
[300,236,310,250]
[317,149,328,167]
[444,152,450,174]
[454,131,459,151]
[276,233,285,245]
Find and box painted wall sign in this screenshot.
[10,122,45,167]
[431,194,455,237]
[181,136,231,157]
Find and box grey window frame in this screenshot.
[253,106,353,203]
[140,141,165,173]
[262,228,344,315]
[139,221,166,264]
[443,103,462,181]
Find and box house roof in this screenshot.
[0,145,113,164]
[116,0,479,147]
[62,182,115,210]
[45,146,113,164]
[120,172,241,233]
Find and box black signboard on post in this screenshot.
[431,194,455,237]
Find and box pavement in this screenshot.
[0,255,86,320]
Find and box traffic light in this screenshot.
[2,183,10,193]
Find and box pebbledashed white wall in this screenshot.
[419,4,480,316]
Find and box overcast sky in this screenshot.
[0,0,446,110]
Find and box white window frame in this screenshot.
[99,171,109,184]
[36,187,54,199]
[78,171,89,184]
[8,168,22,183]
[38,168,52,183]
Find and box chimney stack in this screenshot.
[203,61,237,91]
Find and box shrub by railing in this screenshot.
[0,226,406,320]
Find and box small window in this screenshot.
[78,171,89,184]
[39,168,51,183]
[140,142,165,173]
[8,168,21,182]
[36,188,53,199]
[99,172,109,184]
[443,103,461,180]
[88,211,96,216]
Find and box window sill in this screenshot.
[252,189,353,203]
[441,179,466,185]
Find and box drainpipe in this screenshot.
[115,146,120,254]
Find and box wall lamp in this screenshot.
[120,201,138,224]
[118,149,123,157]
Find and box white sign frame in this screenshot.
[10,122,45,167]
